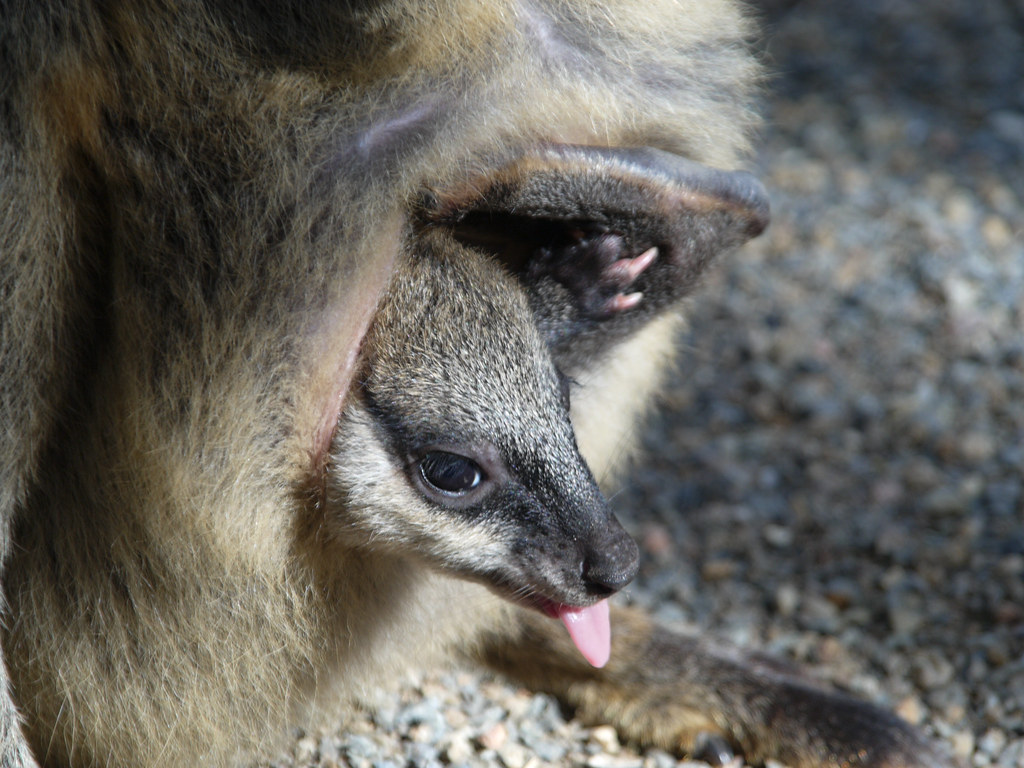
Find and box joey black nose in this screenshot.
[582,527,639,596]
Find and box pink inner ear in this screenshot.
[556,599,611,668]
[309,288,383,469]
[307,225,402,483]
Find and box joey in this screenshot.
[330,233,638,666]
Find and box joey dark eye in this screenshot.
[418,451,485,495]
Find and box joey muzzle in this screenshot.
[581,516,639,597]
[537,488,639,670]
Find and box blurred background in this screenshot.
[622,0,1023,764]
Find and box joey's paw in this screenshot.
[524,232,672,367]
[601,245,658,313]
[420,144,768,371]
[606,626,961,768]
[530,231,658,320]
[750,681,963,768]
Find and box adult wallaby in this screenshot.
[0,2,954,766]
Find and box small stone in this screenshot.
[445,708,469,729]
[986,641,1011,667]
[496,741,529,768]
[642,524,674,559]
[991,111,1024,147]
[875,524,910,557]
[642,750,678,768]
[823,580,856,611]
[871,479,904,506]
[952,730,976,760]
[997,739,1024,767]
[922,487,966,516]
[997,555,1024,577]
[994,602,1023,625]
[406,741,441,768]
[443,732,474,764]
[943,192,976,228]
[294,737,317,763]
[958,431,997,463]
[590,725,621,754]
[817,636,845,665]
[319,737,340,763]
[586,754,644,768]
[397,700,447,737]
[528,738,568,762]
[472,704,508,730]
[895,696,925,725]
[979,729,1008,758]
[982,215,1013,250]
[904,460,941,493]
[504,690,532,719]
[801,594,840,633]
[478,723,508,751]
[702,559,737,581]
[775,583,800,617]
[763,524,793,548]
[409,723,434,743]
[912,650,955,690]
[887,592,925,636]
[372,704,398,732]
[344,735,378,761]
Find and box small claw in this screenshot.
[605,291,643,313]
[607,247,658,284]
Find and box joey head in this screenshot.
[329,232,638,666]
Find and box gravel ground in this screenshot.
[266,3,1024,767]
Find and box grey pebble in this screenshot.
[344,735,378,762]
[996,740,1024,768]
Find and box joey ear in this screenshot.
[419,144,769,370]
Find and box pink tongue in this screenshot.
[556,599,611,668]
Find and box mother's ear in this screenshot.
[418,144,769,371]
